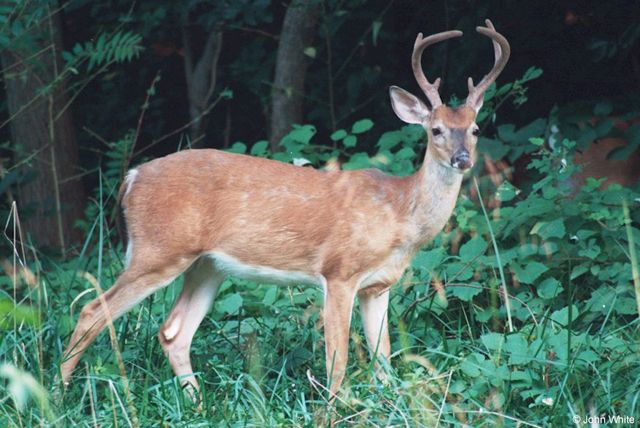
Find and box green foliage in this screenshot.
[1,4,640,421]
[0,0,44,49]
[62,30,143,72]
[0,3,146,258]
[4,108,639,425]
[0,298,40,329]
[77,132,134,233]
[403,137,639,424]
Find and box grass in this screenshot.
[2,242,639,427]
[2,170,640,426]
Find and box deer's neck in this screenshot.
[407,148,463,246]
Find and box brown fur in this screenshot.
[572,138,640,190]
[60,146,469,398]
[120,151,417,282]
[432,105,476,127]
[61,26,505,400]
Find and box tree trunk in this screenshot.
[183,26,223,148]
[269,0,321,151]
[1,5,86,255]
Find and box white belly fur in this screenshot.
[206,252,326,288]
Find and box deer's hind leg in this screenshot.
[158,257,224,396]
[358,286,391,381]
[61,250,195,385]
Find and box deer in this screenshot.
[568,130,640,192]
[60,20,510,401]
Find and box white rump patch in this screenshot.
[122,169,138,268]
[124,169,138,198]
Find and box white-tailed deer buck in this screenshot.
[61,20,510,399]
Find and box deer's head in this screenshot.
[390,20,510,172]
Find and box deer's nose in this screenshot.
[451,151,472,170]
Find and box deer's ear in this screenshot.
[389,86,430,124]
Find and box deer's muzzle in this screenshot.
[451,151,472,170]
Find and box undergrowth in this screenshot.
[1,69,640,427]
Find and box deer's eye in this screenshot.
[431,128,442,136]
[472,127,480,136]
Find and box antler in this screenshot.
[412,30,463,109]
[465,19,511,109]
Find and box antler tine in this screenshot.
[466,19,511,108]
[412,30,463,109]
[486,20,502,64]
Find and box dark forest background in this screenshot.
[2,2,640,426]
[1,0,639,254]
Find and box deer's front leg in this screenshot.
[323,282,357,397]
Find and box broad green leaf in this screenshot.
[459,236,488,260]
[520,66,543,82]
[576,350,599,365]
[412,247,445,272]
[505,333,531,365]
[576,229,597,240]
[351,118,374,134]
[263,287,277,305]
[615,297,638,315]
[342,152,372,170]
[217,293,243,314]
[448,380,466,394]
[550,305,578,326]
[449,283,482,301]
[587,286,616,314]
[547,329,570,361]
[460,353,484,377]
[285,347,313,370]
[513,262,548,284]
[517,244,539,258]
[284,124,316,144]
[496,83,513,97]
[537,277,563,299]
[395,147,415,160]
[343,135,357,147]
[570,263,589,280]
[495,182,519,201]
[377,131,403,151]
[531,218,565,240]
[250,140,269,156]
[602,335,626,351]
[228,142,247,154]
[445,262,474,281]
[481,332,504,351]
[510,370,534,387]
[330,129,347,141]
[578,239,601,259]
[475,307,493,323]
